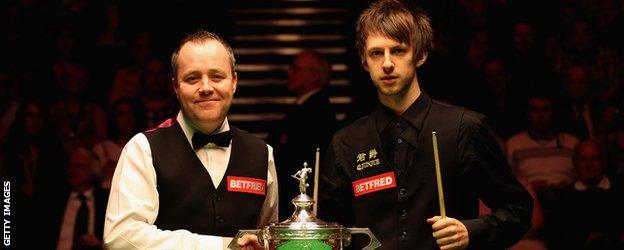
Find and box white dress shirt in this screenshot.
[104,112,278,249]
[57,189,96,250]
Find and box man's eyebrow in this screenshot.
[208,68,227,74]
[181,70,200,77]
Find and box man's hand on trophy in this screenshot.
[237,234,265,250]
[427,216,469,250]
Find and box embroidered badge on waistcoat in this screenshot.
[355,148,381,171]
[227,176,266,196]
[352,172,397,197]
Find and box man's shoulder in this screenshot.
[144,118,178,134]
[506,132,530,146]
[333,114,373,140]
[231,126,269,147]
[430,100,486,127]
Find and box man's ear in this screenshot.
[415,52,428,67]
[232,72,238,94]
[172,77,179,98]
[362,58,370,72]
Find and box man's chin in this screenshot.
[378,87,401,96]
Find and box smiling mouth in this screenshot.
[194,99,219,106]
[195,99,218,103]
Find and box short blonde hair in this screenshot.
[170,29,236,82]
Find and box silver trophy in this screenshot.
[229,162,381,249]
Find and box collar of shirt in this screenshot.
[295,88,321,105]
[177,111,230,150]
[574,175,611,191]
[374,91,431,145]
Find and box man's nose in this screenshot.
[382,53,394,74]
[198,77,214,95]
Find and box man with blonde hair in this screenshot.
[319,1,533,249]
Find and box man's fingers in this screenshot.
[432,225,456,239]
[238,234,264,250]
[430,217,455,231]
[426,215,442,224]
[434,231,461,246]
[237,234,257,246]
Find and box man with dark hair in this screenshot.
[319,1,533,249]
[104,29,277,249]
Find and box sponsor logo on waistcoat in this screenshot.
[352,172,396,197]
[355,148,381,171]
[227,176,266,196]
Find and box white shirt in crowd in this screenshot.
[57,189,96,250]
[505,132,580,186]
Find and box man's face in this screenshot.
[483,60,507,96]
[527,98,552,132]
[287,53,322,96]
[571,21,591,50]
[565,66,590,101]
[575,143,604,184]
[67,150,95,189]
[513,23,534,52]
[24,103,44,136]
[174,40,237,132]
[144,59,168,96]
[63,64,87,97]
[363,34,421,99]
[115,103,136,135]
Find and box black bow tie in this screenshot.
[192,130,232,149]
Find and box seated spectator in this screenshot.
[545,139,624,250]
[138,57,178,128]
[49,62,107,154]
[56,147,108,250]
[557,64,605,140]
[108,31,153,106]
[4,101,68,248]
[506,94,580,198]
[92,98,146,190]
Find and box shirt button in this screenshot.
[399,188,406,196]
[400,231,407,239]
[397,138,403,144]
[214,194,221,201]
[216,216,224,223]
[397,170,402,176]
[400,209,407,217]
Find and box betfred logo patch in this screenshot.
[227,176,266,196]
[352,172,397,197]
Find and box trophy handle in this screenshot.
[226,229,263,250]
[348,227,381,250]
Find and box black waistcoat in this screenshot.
[144,119,268,237]
[332,101,479,249]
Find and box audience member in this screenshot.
[506,94,579,198]
[49,62,107,154]
[545,139,624,250]
[92,98,146,190]
[56,147,108,250]
[268,50,337,220]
